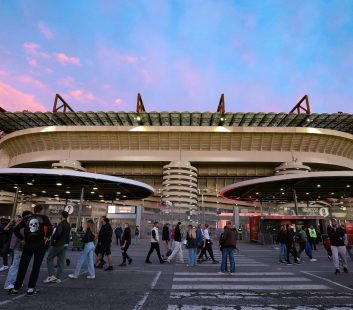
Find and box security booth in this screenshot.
[249,215,325,244]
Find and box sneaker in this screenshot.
[95,264,103,269]
[43,275,57,284]
[160,260,165,264]
[297,258,301,262]
[9,288,19,295]
[54,279,61,284]
[119,262,127,266]
[68,274,78,279]
[335,269,340,275]
[212,260,219,264]
[286,263,293,265]
[128,258,133,265]
[104,266,113,271]
[4,284,14,290]
[145,260,152,264]
[310,258,317,262]
[343,267,348,273]
[26,288,39,296]
[87,275,95,279]
[0,266,9,272]
[230,273,236,275]
[66,258,71,267]
[295,262,301,265]
[217,271,226,275]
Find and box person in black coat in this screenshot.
[119,223,132,266]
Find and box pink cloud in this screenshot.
[38,21,54,40]
[126,55,139,64]
[98,47,140,65]
[19,75,48,90]
[28,59,38,67]
[23,42,40,54]
[57,76,75,88]
[56,53,80,65]
[66,89,95,102]
[175,59,199,96]
[0,82,46,112]
[140,69,152,85]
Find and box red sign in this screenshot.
[249,216,260,241]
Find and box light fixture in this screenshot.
[317,184,321,188]
[282,192,285,195]
[136,116,141,122]
[280,188,284,191]
[122,195,127,198]
[306,192,309,195]
[93,187,98,190]
[90,191,95,194]
[66,191,71,194]
[41,190,47,194]
[116,192,121,195]
[18,190,22,193]
[32,193,37,196]
[13,186,18,189]
[331,192,335,195]
[27,182,33,186]
[99,195,103,198]
[256,192,259,195]
[56,182,62,186]
[54,194,59,197]
[100,199,104,202]
[347,185,351,188]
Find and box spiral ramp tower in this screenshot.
[162,161,198,219]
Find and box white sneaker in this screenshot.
[43,276,57,284]
[86,275,95,279]
[230,273,236,275]
[68,274,78,279]
[55,279,61,284]
[217,271,226,275]
[310,258,317,262]
[4,284,14,290]
[0,266,9,272]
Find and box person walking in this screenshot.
[167,222,184,263]
[327,218,348,275]
[0,218,11,272]
[297,226,316,262]
[186,225,197,267]
[43,211,71,284]
[285,225,299,265]
[114,225,123,246]
[278,225,287,264]
[134,225,140,244]
[3,211,32,290]
[145,222,164,264]
[10,205,53,296]
[308,225,318,251]
[95,217,113,271]
[162,223,170,259]
[69,219,97,279]
[198,224,218,264]
[119,223,132,266]
[219,221,237,274]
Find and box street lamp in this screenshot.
[197,188,208,223]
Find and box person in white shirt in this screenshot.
[145,222,164,264]
[198,224,218,264]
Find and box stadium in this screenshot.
[0,94,353,239]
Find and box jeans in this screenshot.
[14,242,46,290]
[221,247,235,273]
[278,243,287,262]
[167,241,184,263]
[4,250,22,288]
[188,248,197,266]
[74,242,95,277]
[47,245,67,279]
[134,235,140,244]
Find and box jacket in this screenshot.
[82,228,95,243]
[174,225,182,242]
[327,226,346,246]
[14,214,53,244]
[122,227,131,245]
[186,232,198,248]
[162,226,170,241]
[221,227,237,248]
[151,227,159,243]
[98,223,113,245]
[51,219,71,247]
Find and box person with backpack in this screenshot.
[167,222,184,263]
[297,226,317,262]
[186,225,198,267]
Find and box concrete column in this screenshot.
[233,205,240,228]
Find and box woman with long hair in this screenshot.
[186,225,197,266]
[69,219,97,279]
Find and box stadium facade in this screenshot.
[1,109,353,235]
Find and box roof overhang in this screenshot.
[220,171,353,202]
[0,168,154,201]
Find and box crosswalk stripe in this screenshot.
[167,305,353,310]
[171,284,329,290]
[174,272,295,276]
[172,277,310,282]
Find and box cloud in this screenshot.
[98,47,140,65]
[19,75,48,90]
[66,89,95,102]
[56,53,80,65]
[38,21,54,40]
[28,59,38,67]
[0,82,46,112]
[57,76,75,88]
[23,42,40,54]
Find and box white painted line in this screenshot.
[301,271,353,292]
[0,294,26,306]
[174,272,295,276]
[132,271,162,310]
[171,284,329,290]
[172,277,310,282]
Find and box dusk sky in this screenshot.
[1,0,353,113]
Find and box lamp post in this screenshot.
[198,188,208,224]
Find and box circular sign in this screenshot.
[319,207,328,217]
[64,205,74,215]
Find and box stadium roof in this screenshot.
[0,111,353,135]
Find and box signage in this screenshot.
[299,207,329,217]
[44,204,91,217]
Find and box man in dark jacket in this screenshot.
[119,223,132,266]
[162,223,170,258]
[10,205,53,296]
[114,225,123,246]
[219,221,237,274]
[95,217,113,271]
[44,211,71,284]
[328,218,348,274]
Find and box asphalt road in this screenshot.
[0,240,353,310]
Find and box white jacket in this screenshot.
[151,227,159,243]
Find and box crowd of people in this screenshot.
[277,219,352,274]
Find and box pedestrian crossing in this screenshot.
[174,251,268,267]
[166,271,353,310]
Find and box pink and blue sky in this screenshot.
[1,0,353,113]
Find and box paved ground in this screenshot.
[0,240,353,309]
